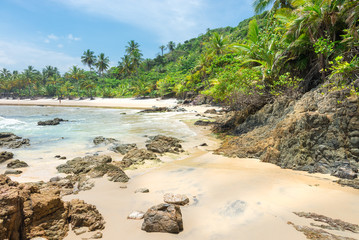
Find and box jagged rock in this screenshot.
[194,120,215,126]
[73,227,87,235]
[109,143,137,154]
[0,151,14,163]
[204,109,217,114]
[127,211,145,220]
[146,135,183,154]
[5,170,22,175]
[93,136,118,145]
[335,179,359,189]
[332,166,357,180]
[37,118,67,126]
[7,160,29,168]
[141,203,183,233]
[0,132,30,148]
[163,193,189,206]
[68,199,105,232]
[121,149,159,168]
[135,188,149,193]
[90,231,103,239]
[139,106,186,113]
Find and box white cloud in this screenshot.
[53,0,207,43]
[67,34,81,41]
[57,44,64,48]
[48,34,59,40]
[0,40,80,73]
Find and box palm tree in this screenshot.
[253,0,294,14]
[23,66,40,96]
[66,66,85,97]
[207,32,229,55]
[95,53,110,76]
[126,40,140,56]
[167,41,176,52]
[81,49,97,71]
[159,45,166,56]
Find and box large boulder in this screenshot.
[37,118,67,126]
[141,203,183,234]
[146,135,183,154]
[121,149,159,168]
[7,160,29,169]
[0,132,30,149]
[93,136,118,145]
[0,151,14,163]
[68,199,105,231]
[109,143,137,154]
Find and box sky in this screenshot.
[0,0,254,73]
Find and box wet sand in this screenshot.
[62,126,359,240]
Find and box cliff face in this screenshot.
[216,88,359,180]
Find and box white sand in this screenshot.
[62,126,359,240]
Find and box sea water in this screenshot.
[0,105,196,182]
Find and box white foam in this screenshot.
[0,116,26,129]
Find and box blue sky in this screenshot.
[0,0,254,73]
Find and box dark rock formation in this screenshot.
[146,135,183,154]
[139,106,186,113]
[38,118,68,126]
[335,179,359,189]
[215,89,359,180]
[56,155,129,183]
[121,149,159,168]
[0,132,30,148]
[141,203,183,234]
[0,175,105,240]
[109,143,137,154]
[7,160,29,169]
[4,170,22,175]
[93,136,118,145]
[204,109,217,114]
[194,120,216,126]
[0,151,14,163]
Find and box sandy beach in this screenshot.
[1,99,358,240]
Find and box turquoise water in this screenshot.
[0,105,196,181]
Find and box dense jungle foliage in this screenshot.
[1,0,358,109]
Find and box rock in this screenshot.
[0,151,14,163]
[121,149,159,168]
[93,136,118,145]
[135,188,149,193]
[109,143,137,155]
[194,120,215,126]
[139,106,186,113]
[59,156,66,160]
[141,203,183,233]
[332,166,357,180]
[145,135,183,154]
[199,143,208,146]
[335,179,359,189]
[0,132,30,148]
[49,176,61,182]
[4,170,23,175]
[90,231,103,239]
[350,137,359,147]
[127,211,145,220]
[163,193,189,206]
[38,118,67,126]
[68,199,105,232]
[57,155,129,183]
[74,227,87,235]
[7,159,29,168]
[55,155,61,158]
[204,109,217,114]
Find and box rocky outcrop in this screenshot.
[0,132,30,148]
[163,193,189,206]
[5,170,22,175]
[93,136,118,145]
[0,151,14,163]
[141,203,183,234]
[68,199,105,231]
[204,109,217,114]
[194,120,216,126]
[121,149,159,168]
[139,106,186,113]
[37,118,68,126]
[57,155,129,183]
[110,143,137,154]
[146,135,184,154]
[0,175,105,240]
[216,89,359,180]
[7,160,29,169]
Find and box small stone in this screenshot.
[0,151,14,163]
[163,193,189,205]
[199,143,208,146]
[127,211,145,220]
[5,170,22,175]
[55,155,61,158]
[90,232,103,239]
[74,227,87,235]
[119,184,127,189]
[135,188,149,193]
[49,176,61,182]
[6,159,28,168]
[60,156,66,160]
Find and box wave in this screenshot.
[0,116,26,129]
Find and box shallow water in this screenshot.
[0,105,197,182]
